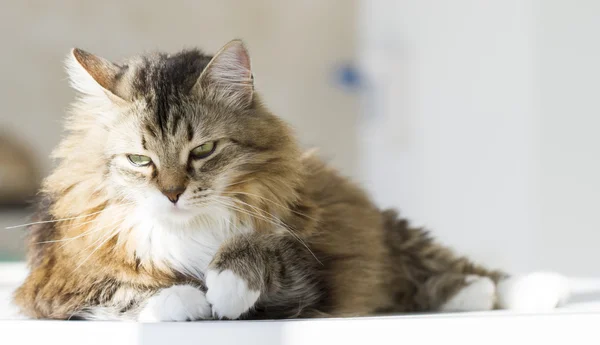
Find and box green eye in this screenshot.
[127,154,152,167]
[190,141,216,159]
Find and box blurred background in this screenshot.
[0,1,598,277]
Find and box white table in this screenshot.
[2,263,600,345]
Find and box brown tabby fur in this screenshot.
[13,40,504,320]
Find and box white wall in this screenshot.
[536,0,600,276]
[359,0,600,276]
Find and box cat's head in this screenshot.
[48,40,302,228]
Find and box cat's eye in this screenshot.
[127,154,152,167]
[190,141,216,159]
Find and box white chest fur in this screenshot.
[127,208,246,279]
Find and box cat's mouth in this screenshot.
[168,203,185,210]
[164,201,195,214]
[141,195,195,217]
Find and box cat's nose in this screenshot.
[161,187,185,204]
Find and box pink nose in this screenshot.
[161,187,185,204]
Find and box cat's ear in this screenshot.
[194,40,254,109]
[66,48,127,104]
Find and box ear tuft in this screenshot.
[195,40,254,109]
[66,48,125,102]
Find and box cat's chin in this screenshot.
[151,205,199,225]
[131,201,196,227]
[140,201,227,228]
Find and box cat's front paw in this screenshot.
[205,269,260,319]
[138,285,211,322]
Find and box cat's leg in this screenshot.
[418,272,570,312]
[417,273,497,312]
[438,255,569,311]
[73,284,211,321]
[205,234,321,319]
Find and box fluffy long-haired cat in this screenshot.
[13,40,569,321]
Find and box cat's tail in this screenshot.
[496,272,600,311]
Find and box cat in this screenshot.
[12,39,569,321]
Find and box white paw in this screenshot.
[138,285,211,322]
[440,275,496,312]
[497,272,570,312]
[205,269,261,319]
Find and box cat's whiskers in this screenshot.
[220,177,256,189]
[72,223,124,273]
[223,197,323,266]
[220,190,319,222]
[221,196,311,245]
[213,196,284,228]
[74,217,123,253]
[222,217,251,242]
[34,208,130,245]
[59,208,132,272]
[218,196,308,244]
[55,208,131,248]
[4,202,136,230]
[212,197,322,265]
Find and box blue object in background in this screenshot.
[333,63,362,92]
